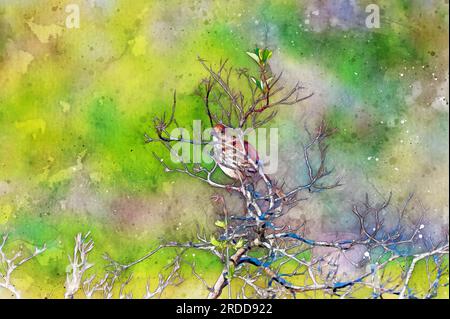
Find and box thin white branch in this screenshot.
[0,234,46,299]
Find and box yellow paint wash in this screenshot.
[0,204,13,225]
[14,119,46,140]
[26,18,64,44]
[129,35,148,57]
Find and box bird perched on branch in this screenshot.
[211,123,288,205]
[211,123,260,182]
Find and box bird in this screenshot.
[210,123,260,182]
[211,123,288,205]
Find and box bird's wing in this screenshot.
[214,135,260,175]
[244,140,259,165]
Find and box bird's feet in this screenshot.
[225,185,234,193]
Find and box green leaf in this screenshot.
[214,220,226,228]
[261,49,272,62]
[228,263,235,278]
[258,48,264,61]
[256,80,264,91]
[251,76,266,91]
[210,235,222,247]
[250,76,263,90]
[246,51,260,64]
[234,239,244,249]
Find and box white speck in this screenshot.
[419,224,425,230]
[312,10,319,16]
[368,156,372,160]
[394,167,399,171]
[364,251,370,257]
[305,19,310,25]
[419,234,423,239]
[354,72,358,76]
[400,73,404,77]
[375,157,379,161]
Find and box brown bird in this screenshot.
[211,123,260,181]
[211,123,288,206]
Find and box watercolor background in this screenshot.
[0,0,448,298]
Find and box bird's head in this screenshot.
[211,123,227,137]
